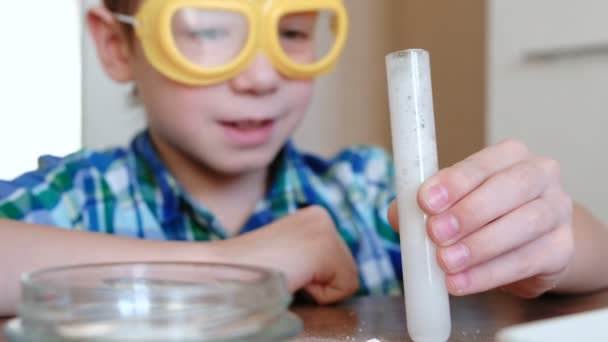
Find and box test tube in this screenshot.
[386,49,451,342]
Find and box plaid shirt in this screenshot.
[0,131,402,295]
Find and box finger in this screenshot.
[445,224,573,296]
[305,260,359,305]
[437,190,571,274]
[427,157,560,246]
[305,283,349,305]
[418,139,531,214]
[388,201,399,232]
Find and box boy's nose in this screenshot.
[230,53,281,96]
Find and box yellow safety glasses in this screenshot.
[114,0,349,86]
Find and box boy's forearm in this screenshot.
[0,219,231,316]
[553,205,608,293]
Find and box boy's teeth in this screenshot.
[237,121,255,128]
[233,121,267,129]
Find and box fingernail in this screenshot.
[441,243,470,271]
[425,184,449,211]
[450,273,471,294]
[431,214,459,243]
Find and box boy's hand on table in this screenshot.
[227,205,359,304]
[388,139,574,298]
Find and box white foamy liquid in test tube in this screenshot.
[386,49,451,342]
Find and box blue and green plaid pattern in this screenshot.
[0,131,402,295]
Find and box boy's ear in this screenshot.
[87,6,134,83]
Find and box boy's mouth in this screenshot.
[218,119,276,147]
[220,119,274,129]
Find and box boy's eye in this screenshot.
[188,27,230,40]
[280,28,311,41]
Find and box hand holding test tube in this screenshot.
[386,49,452,342]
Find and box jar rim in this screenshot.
[19,262,292,325]
[21,262,284,296]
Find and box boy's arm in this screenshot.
[552,204,608,293]
[0,218,228,316]
[0,206,358,316]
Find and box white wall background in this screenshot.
[0,2,82,179]
[488,0,608,221]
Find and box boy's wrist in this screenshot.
[164,239,237,265]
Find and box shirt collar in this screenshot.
[241,142,323,233]
[131,130,319,235]
[131,131,217,232]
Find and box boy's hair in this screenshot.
[103,0,139,15]
[103,0,140,37]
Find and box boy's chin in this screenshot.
[212,162,272,177]
[209,150,279,176]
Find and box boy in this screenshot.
[1,0,607,317]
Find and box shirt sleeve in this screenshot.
[0,154,86,228]
[361,147,403,282]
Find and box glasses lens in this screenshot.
[278,10,339,65]
[171,8,249,68]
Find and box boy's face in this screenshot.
[132,41,313,175]
[91,4,320,176]
[90,0,349,176]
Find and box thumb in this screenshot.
[304,283,347,305]
[303,266,358,305]
[388,201,399,232]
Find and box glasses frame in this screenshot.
[113,0,349,86]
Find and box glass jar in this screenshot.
[5,262,301,341]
